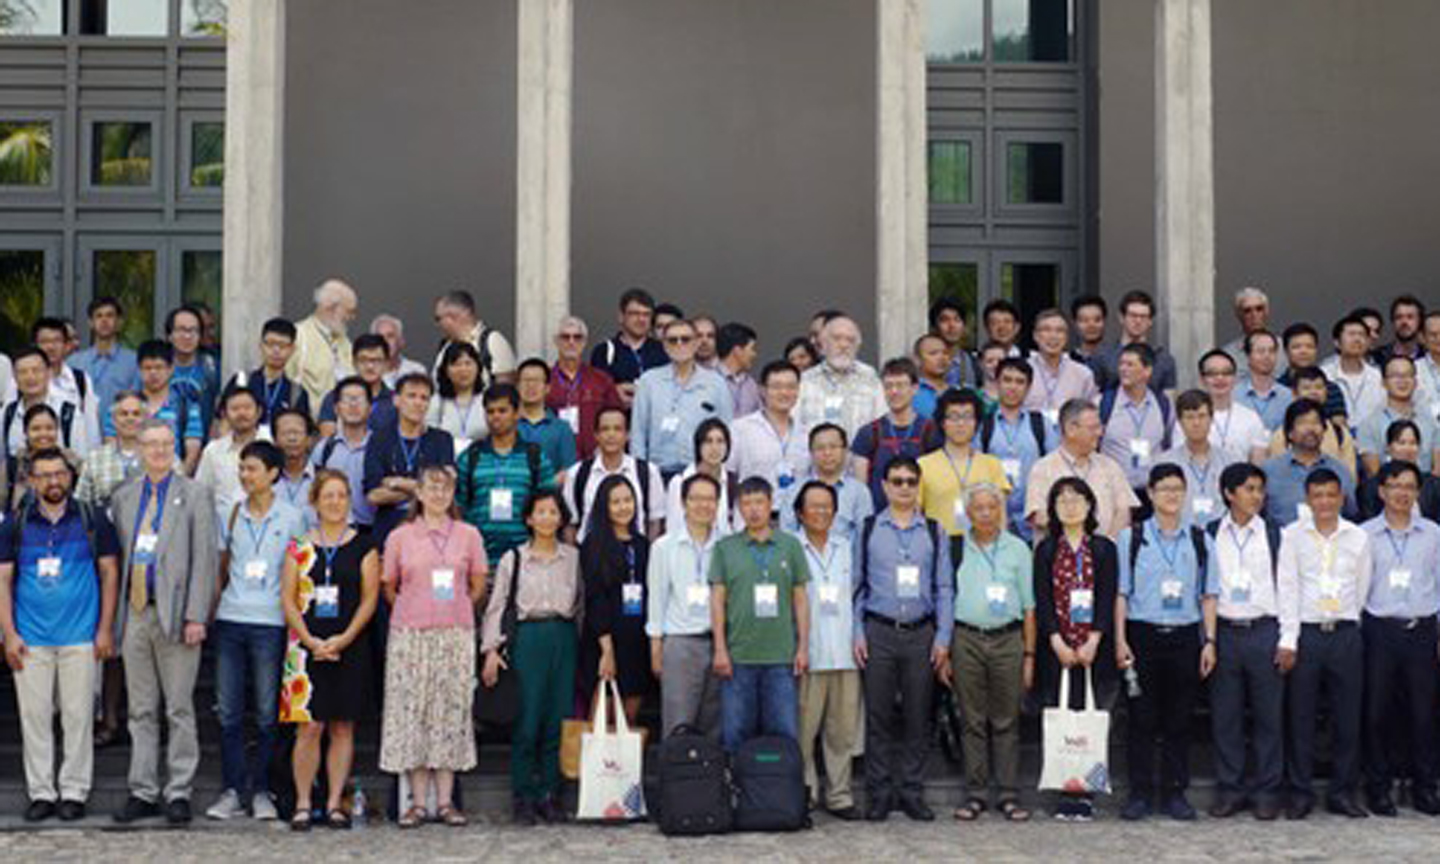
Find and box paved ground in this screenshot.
[1,807,1439,862]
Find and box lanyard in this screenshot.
[1226,523,1254,560]
[1038,357,1063,406]
[1123,397,1152,434]
[560,367,584,403]
[997,413,1023,453]
[1384,526,1411,567]
[1059,449,1092,481]
[892,519,919,562]
[243,509,273,551]
[1188,452,1213,489]
[263,374,286,418]
[881,417,922,455]
[1151,523,1184,572]
[1309,528,1339,575]
[943,447,976,492]
[281,475,308,508]
[452,397,479,437]
[399,434,422,474]
[427,519,455,558]
[135,475,171,539]
[1064,538,1089,587]
[749,542,776,581]
[690,536,712,584]
[317,530,344,585]
[973,539,1000,580]
[624,542,638,583]
[805,541,837,583]
[763,414,793,456]
[1216,408,1235,449]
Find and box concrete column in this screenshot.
[1155,0,1215,388]
[221,0,286,379]
[514,0,573,360]
[875,0,929,363]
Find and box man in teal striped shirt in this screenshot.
[458,384,556,566]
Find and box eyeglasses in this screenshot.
[666,335,694,345]
[886,477,919,488]
[557,333,585,342]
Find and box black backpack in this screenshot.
[1099,386,1173,451]
[1204,517,1282,578]
[5,491,101,564]
[457,439,543,517]
[1127,522,1210,604]
[979,410,1050,457]
[3,400,78,452]
[572,456,654,529]
[656,724,732,836]
[730,735,809,832]
[855,514,944,603]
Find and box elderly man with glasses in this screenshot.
[631,319,733,483]
[546,316,623,461]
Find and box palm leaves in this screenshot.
[0,250,44,356]
[0,122,53,186]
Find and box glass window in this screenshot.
[0,249,46,356]
[182,249,222,341]
[927,141,972,205]
[91,122,153,187]
[181,0,227,37]
[190,122,224,187]
[94,250,157,348]
[0,120,53,186]
[928,262,979,344]
[0,0,63,35]
[993,0,1072,63]
[926,0,983,64]
[1006,141,1063,204]
[1000,262,1059,332]
[81,0,169,36]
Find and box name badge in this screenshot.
[244,560,268,582]
[37,556,61,581]
[777,462,795,489]
[661,415,681,435]
[1001,459,1022,483]
[454,437,473,455]
[314,584,340,619]
[1043,409,1059,428]
[1390,567,1413,591]
[1297,503,1314,524]
[754,583,779,619]
[985,583,1009,617]
[686,584,710,615]
[1230,567,1253,604]
[952,498,971,532]
[824,396,844,420]
[818,583,841,616]
[896,564,921,599]
[1161,577,1184,610]
[489,488,514,521]
[134,532,159,565]
[1070,587,1094,624]
[622,582,644,616]
[1192,496,1215,517]
[432,567,456,602]
[1318,576,1342,615]
[1129,438,1151,468]
[257,422,273,442]
[559,406,580,435]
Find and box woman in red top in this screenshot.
[1032,476,1119,822]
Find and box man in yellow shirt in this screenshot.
[285,279,358,409]
[919,389,1011,562]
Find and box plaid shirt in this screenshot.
[75,443,142,509]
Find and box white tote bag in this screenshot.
[1038,666,1111,794]
[576,680,648,821]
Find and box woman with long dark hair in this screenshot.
[579,474,654,725]
[1032,476,1120,822]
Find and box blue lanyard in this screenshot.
[135,475,171,537]
[997,414,1023,453]
[881,417,922,455]
[243,510,272,551]
[749,542,776,581]
[943,447,975,491]
[1216,409,1235,449]
[805,541,836,583]
[1123,398,1152,433]
[624,543,638,583]
[1064,539,1088,583]
[1188,453,1213,489]
[690,537,711,584]
[263,374,286,417]
[399,435,422,474]
[318,537,342,585]
[1226,524,1254,559]
[281,476,307,508]
[973,539,1000,580]
[1384,527,1411,567]
[452,398,479,437]
[892,520,919,562]
[1151,523,1184,572]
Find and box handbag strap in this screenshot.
[1084,665,1097,713]
[592,674,611,731]
[1058,663,1072,712]
[608,679,631,736]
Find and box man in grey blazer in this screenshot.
[110,419,217,825]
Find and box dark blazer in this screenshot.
[1032,533,1120,709]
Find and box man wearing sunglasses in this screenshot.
[632,318,733,483]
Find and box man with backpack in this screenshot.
[120,341,205,475]
[979,358,1056,542]
[1114,464,1219,821]
[26,317,101,455]
[1205,462,1286,820]
[363,373,456,547]
[433,289,517,391]
[562,406,663,543]
[214,317,312,438]
[1098,343,1173,500]
[850,357,940,509]
[0,448,120,822]
[456,384,555,567]
[852,457,953,822]
[3,347,93,459]
[1025,309,1097,420]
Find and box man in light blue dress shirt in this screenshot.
[68,296,139,428]
[631,318,732,479]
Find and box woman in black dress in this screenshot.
[280,468,381,830]
[579,474,654,725]
[1033,477,1120,822]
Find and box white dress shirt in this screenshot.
[645,524,720,637]
[726,410,811,492]
[1214,512,1280,621]
[1276,518,1373,650]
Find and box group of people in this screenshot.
[2,278,1439,831]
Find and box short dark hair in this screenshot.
[395,372,434,396]
[352,332,390,359]
[880,356,919,383]
[717,323,758,359]
[523,489,572,531]
[1282,322,1319,349]
[137,340,174,365]
[1070,294,1108,319]
[1198,348,1235,375]
[1242,329,1279,355]
[163,305,203,337]
[736,476,773,501]
[1119,342,1156,368]
[935,388,984,424]
[334,375,372,405]
[1174,389,1213,416]
[1290,365,1327,388]
[783,337,819,367]
[654,302,685,320]
[1119,290,1156,317]
[1391,293,1426,320]
[271,407,316,437]
[758,359,800,387]
[1303,467,1342,493]
[240,440,285,475]
[618,287,656,312]
[1382,354,1416,377]
[996,356,1034,383]
[1283,398,1325,439]
[883,455,921,481]
[26,447,71,479]
[1147,463,1186,489]
[1219,462,1266,500]
[223,385,261,410]
[23,402,58,430]
[681,472,721,502]
[483,383,520,409]
[593,405,628,431]
[1386,418,1421,448]
[1332,313,1368,342]
[1353,306,1383,326]
[1377,459,1422,487]
[10,345,47,368]
[792,479,838,518]
[982,299,1020,327]
[693,417,731,463]
[517,357,551,381]
[87,296,123,318]
[261,317,297,342]
[928,297,967,331]
[808,422,847,449]
[30,316,66,340]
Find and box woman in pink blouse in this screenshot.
[379,465,489,828]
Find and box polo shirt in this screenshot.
[362,425,455,543]
[68,344,139,422]
[1117,520,1218,626]
[916,447,1012,536]
[709,529,808,665]
[518,410,579,474]
[1260,452,1356,526]
[1238,377,1294,433]
[953,532,1034,629]
[981,408,1057,542]
[0,500,120,647]
[456,438,556,566]
[590,335,669,385]
[216,497,306,627]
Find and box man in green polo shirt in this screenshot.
[710,476,809,752]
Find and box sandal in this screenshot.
[326,808,352,830]
[290,809,313,832]
[436,804,469,827]
[398,805,427,829]
[953,798,986,821]
[999,799,1031,822]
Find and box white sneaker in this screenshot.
[206,789,245,820]
[251,793,278,821]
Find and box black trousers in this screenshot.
[1363,614,1438,797]
[862,618,935,802]
[1287,623,1363,803]
[1210,617,1285,803]
[1126,621,1201,799]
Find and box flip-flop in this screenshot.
[326,808,351,830]
[290,809,313,832]
[953,798,986,821]
[999,799,1031,822]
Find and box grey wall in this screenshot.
[572,0,877,363]
[282,0,516,355]
[1099,0,1440,347]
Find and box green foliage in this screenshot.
[95,123,152,186]
[0,122,53,186]
[95,251,157,349]
[191,123,224,187]
[0,251,44,357]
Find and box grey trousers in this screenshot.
[660,633,721,738]
[123,606,202,803]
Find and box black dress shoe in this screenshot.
[1326,797,1368,819]
[828,805,862,821]
[898,797,935,822]
[165,798,193,824]
[865,796,893,822]
[1284,800,1311,821]
[57,800,86,822]
[114,796,161,823]
[1208,797,1246,818]
[24,800,56,822]
[512,799,537,826]
[1366,794,1398,817]
[1253,800,1281,821]
[535,796,568,824]
[1413,791,1440,816]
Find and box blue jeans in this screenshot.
[214,620,287,796]
[720,663,798,752]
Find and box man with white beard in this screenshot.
[285,279,358,409]
[795,315,886,440]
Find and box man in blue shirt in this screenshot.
[1115,463,1218,821]
[778,423,874,541]
[165,306,220,436]
[632,318,732,480]
[69,296,139,428]
[1360,460,1440,817]
[207,440,305,823]
[317,333,396,438]
[1261,399,1356,525]
[979,358,1056,541]
[0,448,120,823]
[853,456,953,822]
[516,358,578,480]
[215,318,312,436]
[311,376,376,530]
[851,357,941,509]
[589,288,670,409]
[363,373,455,545]
[123,341,206,473]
